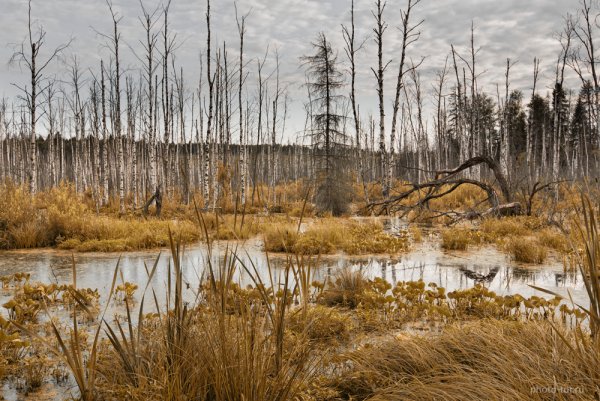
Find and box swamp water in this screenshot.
[0,237,588,311]
[0,233,589,400]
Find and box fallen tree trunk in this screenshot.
[142,186,162,217]
[366,156,519,219]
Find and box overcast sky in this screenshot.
[0,0,578,141]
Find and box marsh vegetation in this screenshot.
[2,0,600,399]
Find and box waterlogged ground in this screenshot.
[0,236,588,313]
[0,228,589,400]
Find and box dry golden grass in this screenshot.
[319,269,369,309]
[263,222,300,253]
[0,183,307,251]
[287,305,351,343]
[263,218,409,255]
[409,225,423,242]
[440,217,565,262]
[507,237,548,264]
[538,227,569,253]
[0,183,202,251]
[322,319,599,401]
[479,216,538,240]
[441,227,476,250]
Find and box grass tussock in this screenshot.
[322,320,599,401]
[264,218,409,255]
[507,237,548,264]
[479,216,544,240]
[441,227,478,250]
[441,217,566,262]
[287,305,351,343]
[538,227,569,253]
[319,269,369,309]
[409,225,423,242]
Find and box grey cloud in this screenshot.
[0,0,578,138]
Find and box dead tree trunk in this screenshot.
[367,156,514,217]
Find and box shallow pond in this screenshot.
[0,237,589,312]
[0,235,590,401]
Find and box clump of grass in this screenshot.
[320,269,368,308]
[19,355,49,393]
[409,225,423,242]
[54,219,200,252]
[299,219,347,252]
[264,219,409,255]
[324,320,599,401]
[479,217,532,240]
[508,237,548,264]
[340,219,409,255]
[537,227,569,253]
[294,234,336,255]
[441,228,475,251]
[288,305,351,342]
[263,223,299,252]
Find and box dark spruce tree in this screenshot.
[302,33,350,216]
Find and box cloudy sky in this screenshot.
[0,0,578,141]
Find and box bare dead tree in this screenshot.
[95,1,125,214]
[205,0,214,205]
[433,57,450,169]
[526,57,540,176]
[161,0,176,196]
[9,0,70,194]
[553,20,574,180]
[371,0,390,196]
[389,0,423,195]
[137,0,160,198]
[342,0,369,203]
[235,3,249,206]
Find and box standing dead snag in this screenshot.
[9,0,70,195]
[95,1,125,214]
[372,0,389,197]
[389,0,423,197]
[366,156,518,217]
[138,0,160,199]
[343,0,370,204]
